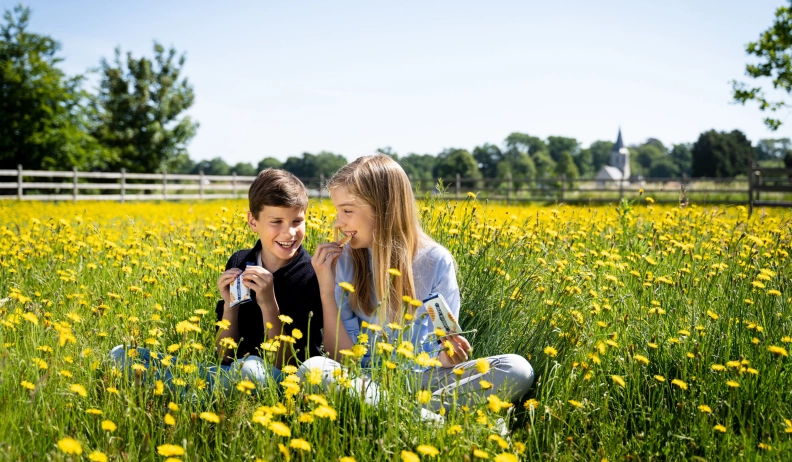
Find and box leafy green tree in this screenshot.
[257,157,283,171]
[0,5,107,170]
[399,154,436,180]
[232,162,257,176]
[648,157,680,178]
[755,138,792,161]
[504,132,546,156]
[376,147,398,161]
[669,143,693,176]
[91,42,198,173]
[691,130,755,177]
[732,2,792,130]
[554,151,579,179]
[531,149,556,178]
[573,148,594,177]
[472,143,502,178]
[191,157,230,176]
[584,140,615,173]
[432,148,481,181]
[631,142,665,177]
[547,136,580,163]
[785,151,792,167]
[281,152,346,178]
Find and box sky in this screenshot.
[8,1,791,165]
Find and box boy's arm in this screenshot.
[240,266,287,369]
[216,266,243,362]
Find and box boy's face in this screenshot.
[248,206,306,268]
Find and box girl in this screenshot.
[299,155,534,416]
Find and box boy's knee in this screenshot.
[502,354,535,398]
[109,344,125,363]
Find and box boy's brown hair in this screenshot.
[248,168,308,218]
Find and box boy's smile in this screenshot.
[248,205,306,272]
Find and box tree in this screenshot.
[504,132,546,156]
[191,157,230,176]
[755,138,792,161]
[785,151,792,168]
[631,142,666,177]
[281,152,346,178]
[573,148,594,177]
[0,5,107,170]
[432,148,481,181]
[584,140,615,173]
[732,2,792,130]
[399,154,436,180]
[691,130,755,177]
[91,42,198,173]
[257,157,283,171]
[472,143,502,178]
[648,157,680,178]
[531,150,556,178]
[232,162,257,176]
[547,136,580,163]
[376,147,398,161]
[554,151,579,179]
[669,143,692,176]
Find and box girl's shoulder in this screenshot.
[415,239,455,267]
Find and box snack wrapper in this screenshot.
[229,263,254,307]
[423,292,461,335]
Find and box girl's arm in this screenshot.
[312,242,355,360]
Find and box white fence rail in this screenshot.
[0,166,327,202]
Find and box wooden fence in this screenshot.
[1,165,790,214]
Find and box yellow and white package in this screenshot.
[423,292,461,335]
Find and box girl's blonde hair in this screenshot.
[328,154,423,320]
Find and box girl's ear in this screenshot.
[247,211,258,231]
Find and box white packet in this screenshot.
[229,263,254,307]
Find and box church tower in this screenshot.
[609,128,630,179]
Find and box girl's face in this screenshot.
[330,186,375,249]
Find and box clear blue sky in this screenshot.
[8,1,790,164]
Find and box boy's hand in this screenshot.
[311,242,343,293]
[241,266,275,308]
[438,335,472,367]
[218,268,243,306]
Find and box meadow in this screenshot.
[0,192,790,461]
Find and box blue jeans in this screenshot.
[108,345,281,398]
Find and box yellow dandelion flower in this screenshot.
[476,358,491,374]
[20,380,35,390]
[278,315,293,324]
[714,424,727,433]
[101,420,116,432]
[88,451,108,462]
[479,379,493,390]
[416,390,432,404]
[768,345,788,357]
[633,354,649,365]
[698,404,712,413]
[269,421,291,437]
[447,424,462,435]
[654,375,665,382]
[417,445,439,457]
[70,383,87,397]
[726,380,740,388]
[544,346,558,357]
[289,438,311,451]
[57,437,82,455]
[157,444,185,456]
[164,413,176,426]
[401,450,420,462]
[388,268,402,277]
[568,399,583,408]
[671,379,687,390]
[473,449,489,459]
[85,408,102,415]
[338,282,355,293]
[611,375,626,387]
[200,412,220,423]
[494,453,518,462]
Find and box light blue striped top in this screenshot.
[334,240,460,368]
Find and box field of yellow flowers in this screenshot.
[0,194,790,461]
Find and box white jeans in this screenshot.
[297,354,534,412]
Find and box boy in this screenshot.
[215,169,323,371]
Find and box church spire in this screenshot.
[613,127,624,151]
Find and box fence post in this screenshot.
[455,173,461,200]
[162,169,167,200]
[199,170,205,200]
[17,164,22,200]
[506,173,512,205]
[560,174,566,201]
[319,174,325,200]
[121,168,126,203]
[618,177,624,201]
[72,167,78,202]
[232,171,237,198]
[755,163,761,201]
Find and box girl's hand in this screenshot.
[217,268,243,306]
[311,242,343,293]
[438,335,472,367]
[241,266,275,308]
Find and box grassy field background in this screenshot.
[0,194,790,461]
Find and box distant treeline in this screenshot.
[2,5,791,180]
